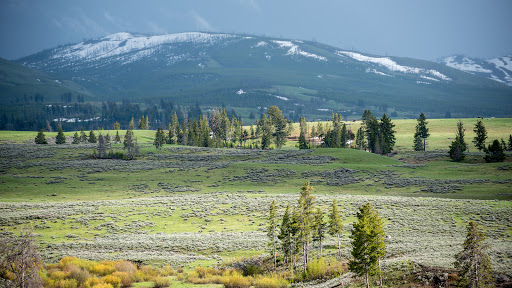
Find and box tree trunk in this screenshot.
[337,234,341,259]
[379,259,383,288]
[423,138,426,151]
[365,272,369,288]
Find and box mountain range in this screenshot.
[2,32,512,129]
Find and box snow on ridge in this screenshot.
[272,40,327,61]
[53,32,236,61]
[337,51,452,81]
[365,68,392,77]
[487,56,512,73]
[442,56,492,73]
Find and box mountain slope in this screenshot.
[438,55,512,86]
[0,57,93,104]
[17,32,512,118]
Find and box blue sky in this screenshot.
[1,0,511,60]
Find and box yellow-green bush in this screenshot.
[102,274,121,288]
[220,271,252,288]
[91,283,114,288]
[160,265,176,276]
[112,271,133,288]
[253,276,289,288]
[305,257,345,281]
[114,261,136,274]
[90,263,115,276]
[84,277,102,288]
[153,276,172,288]
[56,278,78,288]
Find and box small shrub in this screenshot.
[68,265,91,286]
[90,263,115,276]
[153,276,172,288]
[102,275,121,288]
[253,275,288,288]
[50,270,69,280]
[220,272,252,288]
[114,261,136,274]
[57,278,78,288]
[112,272,133,288]
[176,267,184,273]
[91,284,114,288]
[161,265,176,276]
[84,277,102,288]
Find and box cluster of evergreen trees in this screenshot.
[267,182,386,288]
[152,106,291,149]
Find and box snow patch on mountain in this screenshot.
[442,56,492,73]
[337,51,451,81]
[487,56,512,72]
[52,32,235,62]
[365,68,392,77]
[272,40,327,61]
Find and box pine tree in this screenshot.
[298,129,309,149]
[413,133,423,151]
[414,113,430,151]
[115,131,121,144]
[267,200,279,268]
[88,129,97,143]
[449,121,468,161]
[129,117,135,130]
[379,113,395,154]
[313,207,327,257]
[484,139,506,163]
[55,126,66,144]
[72,132,80,144]
[124,129,139,160]
[154,127,166,150]
[145,115,150,130]
[473,120,488,152]
[96,134,107,158]
[34,129,48,144]
[113,121,120,130]
[138,115,145,130]
[297,182,316,269]
[260,114,272,150]
[278,205,293,265]
[349,203,386,288]
[507,135,512,151]
[454,221,494,288]
[355,127,365,150]
[267,106,288,148]
[79,128,88,143]
[328,199,344,259]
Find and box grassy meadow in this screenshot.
[0,118,511,285]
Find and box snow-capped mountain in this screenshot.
[14,32,512,118]
[438,55,512,86]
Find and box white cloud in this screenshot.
[189,10,216,32]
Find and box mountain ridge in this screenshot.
[10,31,512,120]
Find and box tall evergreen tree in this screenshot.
[313,207,327,257]
[414,113,430,151]
[114,131,121,144]
[328,199,344,259]
[349,203,386,288]
[507,134,512,151]
[267,106,289,148]
[484,139,506,163]
[138,115,145,130]
[88,129,97,143]
[96,134,108,158]
[449,121,468,161]
[79,128,88,143]
[123,129,139,160]
[454,221,494,288]
[413,134,423,151]
[260,114,272,150]
[297,182,316,269]
[278,205,294,265]
[267,200,279,268]
[154,127,166,150]
[72,132,80,144]
[299,129,309,149]
[55,126,66,144]
[113,121,120,130]
[379,113,395,154]
[473,120,488,152]
[34,129,48,144]
[129,117,135,130]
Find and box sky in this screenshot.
[1,0,511,61]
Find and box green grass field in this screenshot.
[0,118,511,278]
